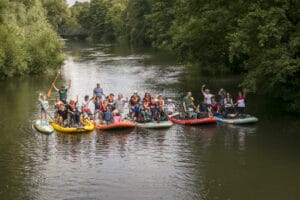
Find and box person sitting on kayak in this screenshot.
[102,100,113,124]
[129,93,140,120]
[114,93,128,119]
[165,99,176,115]
[107,93,116,111]
[157,94,167,121]
[197,98,213,118]
[201,84,214,105]
[56,103,68,126]
[82,95,93,119]
[67,96,80,126]
[93,83,105,100]
[182,92,197,119]
[149,97,160,122]
[223,92,235,117]
[211,97,220,115]
[138,100,151,123]
[235,91,246,116]
[93,96,102,123]
[53,80,71,104]
[38,93,49,124]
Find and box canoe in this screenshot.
[215,115,258,124]
[95,121,136,130]
[136,120,173,129]
[170,116,217,125]
[33,120,54,134]
[49,119,94,133]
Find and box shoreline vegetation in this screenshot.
[0,0,299,113]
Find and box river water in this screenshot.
[0,40,299,200]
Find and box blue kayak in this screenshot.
[136,120,173,129]
[215,115,258,124]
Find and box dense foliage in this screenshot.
[68,0,299,112]
[0,0,64,77]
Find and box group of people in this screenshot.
[182,84,246,119]
[38,81,247,127]
[39,81,176,127]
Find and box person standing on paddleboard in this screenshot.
[53,80,71,104]
[38,93,49,123]
[93,83,105,100]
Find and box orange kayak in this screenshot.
[170,116,217,125]
[94,121,136,130]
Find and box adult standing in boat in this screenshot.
[114,93,128,118]
[235,91,246,116]
[183,92,197,118]
[93,83,105,99]
[201,84,214,105]
[53,80,71,104]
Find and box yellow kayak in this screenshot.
[49,119,94,133]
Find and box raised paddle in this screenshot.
[47,70,60,97]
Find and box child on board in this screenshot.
[143,92,151,104]
[57,103,68,126]
[149,97,160,122]
[201,84,214,105]
[101,100,113,124]
[53,80,71,104]
[38,93,49,124]
[210,96,220,115]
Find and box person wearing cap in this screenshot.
[53,80,71,104]
[93,83,105,99]
[165,99,175,115]
[201,84,214,105]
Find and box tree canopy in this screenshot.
[0,0,64,77]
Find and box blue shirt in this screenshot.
[93,87,103,98]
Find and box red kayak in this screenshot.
[170,116,217,125]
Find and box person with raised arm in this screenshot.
[53,80,71,104]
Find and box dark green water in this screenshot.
[0,40,299,200]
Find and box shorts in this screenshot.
[41,108,46,115]
[237,107,245,114]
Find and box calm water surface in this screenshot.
[0,40,299,200]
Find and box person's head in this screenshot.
[226,92,231,98]
[42,95,47,101]
[84,95,89,100]
[211,97,216,103]
[158,94,163,100]
[133,90,138,95]
[69,100,75,105]
[96,83,100,88]
[61,85,65,90]
[205,88,210,94]
[203,98,207,103]
[238,91,243,97]
[59,104,65,110]
[118,93,123,99]
[187,92,192,97]
[167,99,172,104]
[151,97,155,102]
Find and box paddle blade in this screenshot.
[47,88,52,97]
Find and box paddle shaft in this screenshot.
[47,70,60,97]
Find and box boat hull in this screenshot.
[170,117,217,125]
[215,116,258,124]
[33,120,54,134]
[95,121,136,130]
[136,120,173,129]
[49,119,94,133]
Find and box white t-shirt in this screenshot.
[204,93,213,104]
[165,103,175,113]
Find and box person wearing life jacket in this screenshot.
[107,93,116,111]
[56,103,68,126]
[143,92,151,104]
[182,92,197,119]
[235,91,246,116]
[157,94,166,121]
[101,100,113,124]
